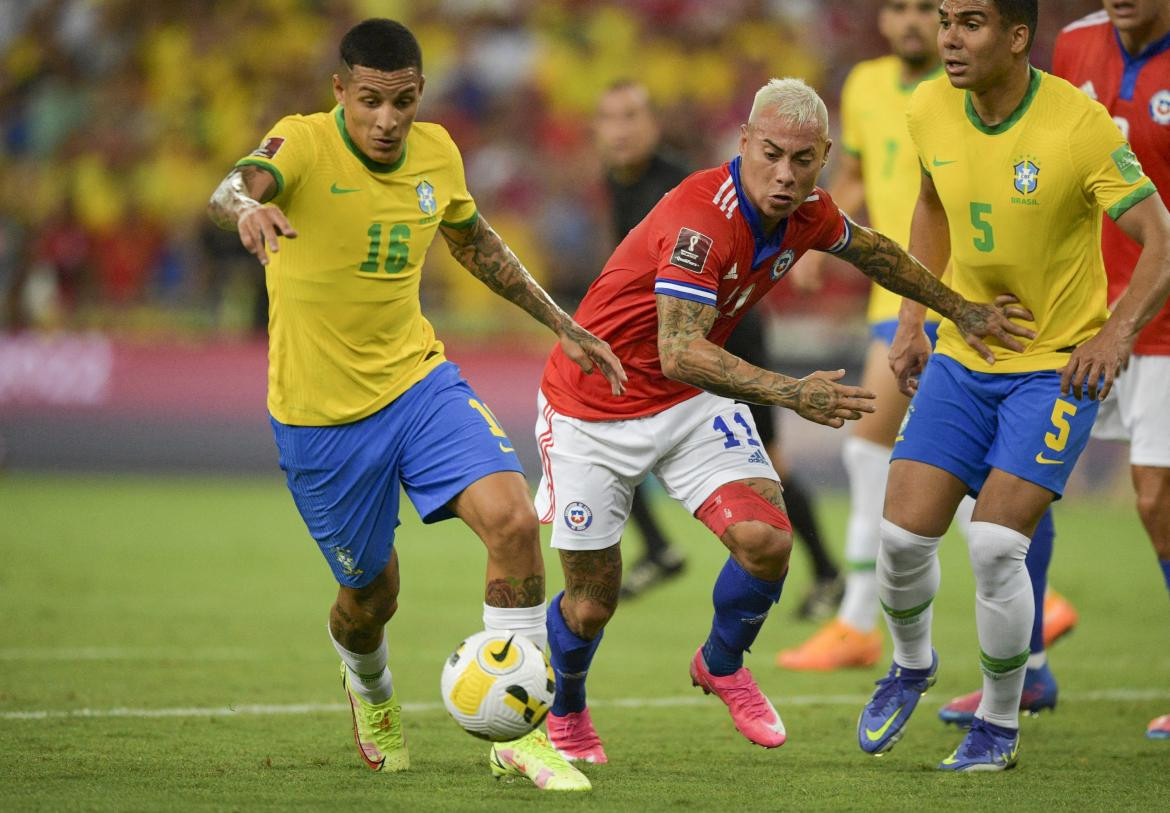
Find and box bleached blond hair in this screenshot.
[748,77,829,138]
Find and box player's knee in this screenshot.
[1135,488,1169,538]
[967,522,1028,597]
[480,501,540,555]
[561,594,615,640]
[877,519,940,574]
[337,588,397,629]
[697,483,793,576]
[725,520,792,573]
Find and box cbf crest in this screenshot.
[770,248,796,282]
[416,180,437,215]
[1012,159,1039,195]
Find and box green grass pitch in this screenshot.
[2,474,1167,811]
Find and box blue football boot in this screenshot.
[938,663,1058,727]
[938,718,1020,771]
[857,650,938,755]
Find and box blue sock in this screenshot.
[1025,509,1055,654]
[1160,559,1170,595]
[546,592,603,716]
[701,556,785,676]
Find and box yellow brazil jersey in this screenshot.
[236,108,478,425]
[840,56,944,323]
[908,68,1156,374]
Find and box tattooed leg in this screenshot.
[485,574,545,609]
[558,545,623,640]
[330,550,400,653]
[717,478,793,581]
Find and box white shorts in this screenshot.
[534,390,781,551]
[1090,354,1170,467]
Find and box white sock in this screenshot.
[483,603,547,652]
[877,519,941,669]
[1027,651,1047,670]
[968,521,1032,729]
[838,437,891,632]
[839,571,879,632]
[952,495,976,539]
[330,628,393,705]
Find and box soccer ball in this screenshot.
[440,630,555,742]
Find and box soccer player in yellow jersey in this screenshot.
[857,0,1170,771]
[207,19,625,791]
[779,0,1074,708]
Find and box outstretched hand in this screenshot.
[560,322,628,396]
[954,293,1036,365]
[792,369,876,428]
[238,204,297,266]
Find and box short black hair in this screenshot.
[339,18,422,74]
[991,0,1038,53]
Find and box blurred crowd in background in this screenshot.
[0,0,1100,345]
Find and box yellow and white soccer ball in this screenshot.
[440,630,555,741]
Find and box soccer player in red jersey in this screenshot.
[535,77,1034,760]
[1053,0,1170,741]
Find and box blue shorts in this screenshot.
[870,318,941,346]
[270,362,524,588]
[891,354,1099,498]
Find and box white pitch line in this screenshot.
[4,689,1169,721]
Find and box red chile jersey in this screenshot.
[1054,11,1170,355]
[541,156,853,421]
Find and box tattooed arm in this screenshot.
[440,216,627,395]
[655,294,875,428]
[872,170,1035,394]
[836,218,1034,361]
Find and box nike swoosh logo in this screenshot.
[865,705,904,741]
[498,442,514,454]
[330,183,360,194]
[490,635,515,663]
[931,157,957,167]
[1034,452,1064,465]
[941,752,959,766]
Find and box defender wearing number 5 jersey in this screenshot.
[207,18,625,792]
[860,0,1170,774]
[535,77,1030,764]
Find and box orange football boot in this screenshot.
[775,619,883,671]
[1042,589,1078,649]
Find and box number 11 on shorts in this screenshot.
[469,398,514,453]
[713,413,762,449]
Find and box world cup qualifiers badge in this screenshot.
[416,180,437,215]
[564,501,593,532]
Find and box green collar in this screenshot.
[333,106,407,173]
[964,66,1041,135]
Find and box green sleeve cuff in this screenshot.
[1106,181,1157,222]
[233,159,285,198]
[440,210,479,229]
